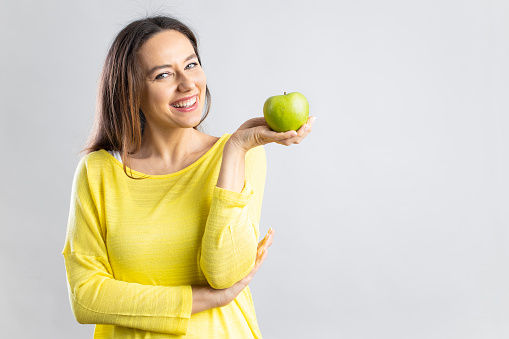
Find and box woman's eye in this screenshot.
[185,62,198,70]
[155,72,173,80]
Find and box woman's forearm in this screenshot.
[192,229,274,315]
[200,137,260,289]
[216,139,247,193]
[191,286,217,315]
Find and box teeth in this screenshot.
[172,96,197,108]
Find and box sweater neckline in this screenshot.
[101,133,230,179]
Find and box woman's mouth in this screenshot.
[171,95,198,111]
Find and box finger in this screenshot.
[276,131,305,146]
[300,116,316,137]
[262,129,298,144]
[272,133,302,147]
[292,123,312,144]
[257,233,267,250]
[255,247,269,268]
[283,117,316,145]
[257,228,274,251]
[247,247,267,280]
[257,227,271,249]
[307,116,317,126]
[245,232,273,282]
[296,123,310,137]
[239,233,273,286]
[264,228,274,248]
[258,116,316,145]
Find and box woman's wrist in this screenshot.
[216,138,247,192]
[191,286,218,315]
[226,132,250,154]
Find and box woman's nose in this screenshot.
[177,73,195,92]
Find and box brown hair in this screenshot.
[83,16,211,179]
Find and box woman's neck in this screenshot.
[134,126,203,164]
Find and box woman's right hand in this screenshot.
[191,228,275,314]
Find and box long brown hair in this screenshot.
[83,16,211,179]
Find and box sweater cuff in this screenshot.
[181,285,193,317]
[175,285,192,334]
[213,180,253,206]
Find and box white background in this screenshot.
[1,0,508,338]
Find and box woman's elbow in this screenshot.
[68,289,96,325]
[201,256,256,289]
[204,272,237,290]
[71,302,91,325]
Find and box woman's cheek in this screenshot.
[197,71,207,100]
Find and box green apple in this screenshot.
[263,92,309,132]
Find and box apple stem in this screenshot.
[284,92,286,95]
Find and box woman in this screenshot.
[62,16,314,338]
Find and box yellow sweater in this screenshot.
[62,134,266,338]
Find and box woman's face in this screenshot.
[137,30,207,130]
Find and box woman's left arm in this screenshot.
[217,116,315,193]
[200,116,315,289]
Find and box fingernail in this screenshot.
[311,117,317,124]
[268,227,273,234]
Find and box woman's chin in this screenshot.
[179,115,204,129]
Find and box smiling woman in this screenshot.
[62,15,314,339]
[83,17,212,177]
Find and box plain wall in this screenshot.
[1,0,508,338]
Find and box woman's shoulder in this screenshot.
[79,149,115,168]
[74,149,117,181]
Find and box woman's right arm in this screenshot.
[62,158,192,335]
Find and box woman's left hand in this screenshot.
[214,228,275,309]
[228,116,316,153]
[191,228,275,314]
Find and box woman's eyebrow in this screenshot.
[147,54,198,76]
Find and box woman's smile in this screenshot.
[171,94,199,111]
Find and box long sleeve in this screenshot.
[62,157,192,335]
[200,145,266,289]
